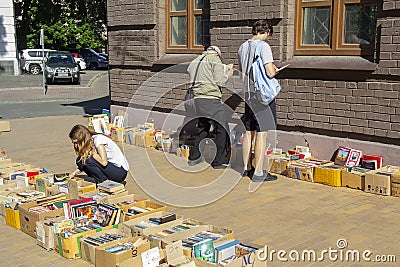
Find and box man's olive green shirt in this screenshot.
[187,51,229,99]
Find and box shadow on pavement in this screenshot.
[61,95,110,115]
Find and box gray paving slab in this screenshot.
[0,115,399,266]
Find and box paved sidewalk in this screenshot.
[0,115,399,266]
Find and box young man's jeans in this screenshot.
[76,157,127,184]
[189,98,231,166]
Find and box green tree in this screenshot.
[14,0,107,51]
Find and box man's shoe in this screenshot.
[188,157,204,166]
[252,171,278,182]
[213,163,231,169]
[242,166,255,177]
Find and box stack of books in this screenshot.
[98,180,127,195]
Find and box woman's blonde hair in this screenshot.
[68,124,96,165]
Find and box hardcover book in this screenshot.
[334,146,362,167]
[361,154,383,170]
[193,239,215,263]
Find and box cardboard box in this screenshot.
[341,168,368,190]
[392,171,400,197]
[194,246,267,267]
[270,157,292,175]
[95,236,150,267]
[81,226,132,265]
[18,201,64,238]
[36,216,65,250]
[365,166,399,196]
[0,120,11,132]
[123,200,167,222]
[55,224,116,259]
[5,203,20,229]
[314,165,345,187]
[148,218,234,258]
[177,146,191,159]
[111,127,125,142]
[0,202,5,217]
[122,211,183,237]
[106,194,145,210]
[160,241,195,267]
[287,162,315,182]
[287,159,331,182]
[135,131,156,148]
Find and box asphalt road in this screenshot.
[0,70,110,119]
[0,69,103,90]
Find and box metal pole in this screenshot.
[40,29,46,95]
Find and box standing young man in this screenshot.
[187,46,234,169]
[238,20,280,182]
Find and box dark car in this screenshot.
[66,48,108,70]
[44,51,80,84]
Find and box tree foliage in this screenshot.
[14,0,107,51]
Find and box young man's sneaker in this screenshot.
[188,157,204,166]
[252,171,278,182]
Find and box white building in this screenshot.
[0,0,18,75]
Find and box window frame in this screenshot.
[166,0,209,53]
[295,0,377,56]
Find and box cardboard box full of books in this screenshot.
[105,193,145,209]
[81,225,132,265]
[122,211,183,237]
[95,236,150,267]
[5,202,20,229]
[365,166,399,196]
[313,164,345,187]
[193,243,267,267]
[270,157,293,175]
[341,167,369,190]
[287,159,331,182]
[123,200,167,222]
[111,127,125,142]
[18,201,64,238]
[55,223,117,259]
[36,216,65,250]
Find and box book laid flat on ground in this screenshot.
[98,180,125,193]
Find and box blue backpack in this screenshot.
[249,41,281,105]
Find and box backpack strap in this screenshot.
[246,40,264,99]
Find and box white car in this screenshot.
[19,49,55,75]
[71,52,87,70]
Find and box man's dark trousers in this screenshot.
[189,98,231,166]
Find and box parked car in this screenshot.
[71,52,87,71]
[19,49,54,75]
[44,51,80,84]
[99,53,109,61]
[66,48,108,70]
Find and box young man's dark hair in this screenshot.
[251,20,273,36]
